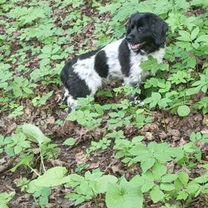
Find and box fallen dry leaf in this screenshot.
[47,116,55,124]
[145,132,154,141]
[75,151,88,165]
[6,122,17,135]
[111,165,120,173]
[89,162,99,169]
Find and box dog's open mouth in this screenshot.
[130,42,146,51]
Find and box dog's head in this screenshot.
[126,12,168,53]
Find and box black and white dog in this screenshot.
[60,12,168,111]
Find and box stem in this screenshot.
[29,165,40,177]
[40,147,46,172]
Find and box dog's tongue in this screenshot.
[130,42,145,50]
[131,43,142,49]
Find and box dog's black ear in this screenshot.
[152,19,168,46]
[127,12,140,33]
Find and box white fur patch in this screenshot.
[73,57,102,96]
[150,47,165,63]
[104,39,124,80]
[66,95,78,111]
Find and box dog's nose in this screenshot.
[126,34,134,42]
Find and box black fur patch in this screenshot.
[118,39,131,77]
[94,50,109,78]
[60,61,91,99]
[79,49,101,60]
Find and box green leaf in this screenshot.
[21,124,50,145]
[141,179,154,193]
[177,105,190,117]
[8,106,24,118]
[140,57,158,73]
[96,175,118,194]
[0,192,15,208]
[33,187,51,207]
[161,174,178,183]
[191,27,199,41]
[131,175,154,193]
[150,185,165,203]
[194,174,208,184]
[130,143,149,159]
[183,143,196,153]
[177,191,188,200]
[141,158,155,172]
[186,87,200,95]
[196,35,208,43]
[11,154,33,172]
[106,181,143,208]
[144,92,161,109]
[28,167,71,193]
[178,30,191,42]
[187,182,200,195]
[178,172,189,186]
[160,183,175,191]
[63,138,76,147]
[152,162,167,180]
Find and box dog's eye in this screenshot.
[131,25,135,29]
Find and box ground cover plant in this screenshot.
[0,0,208,207]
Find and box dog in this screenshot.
[60,12,168,111]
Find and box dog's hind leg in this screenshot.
[62,88,77,112]
[66,95,78,112]
[63,87,69,103]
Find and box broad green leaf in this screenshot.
[0,192,15,208]
[161,174,178,183]
[144,92,161,109]
[152,162,167,180]
[141,158,155,172]
[77,180,93,197]
[183,143,196,153]
[140,57,158,72]
[160,183,175,191]
[130,143,149,159]
[177,191,188,200]
[177,105,190,117]
[96,175,118,194]
[21,124,50,145]
[196,35,208,43]
[85,169,103,180]
[178,30,191,42]
[33,187,51,207]
[191,27,199,41]
[149,143,172,163]
[187,182,200,195]
[141,180,154,193]
[150,185,164,203]
[191,0,208,6]
[186,87,200,96]
[28,167,70,193]
[66,174,84,187]
[131,174,154,193]
[194,174,208,184]
[178,172,189,186]
[106,182,143,208]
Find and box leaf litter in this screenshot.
[0,0,208,207]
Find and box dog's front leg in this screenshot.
[123,67,143,105]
